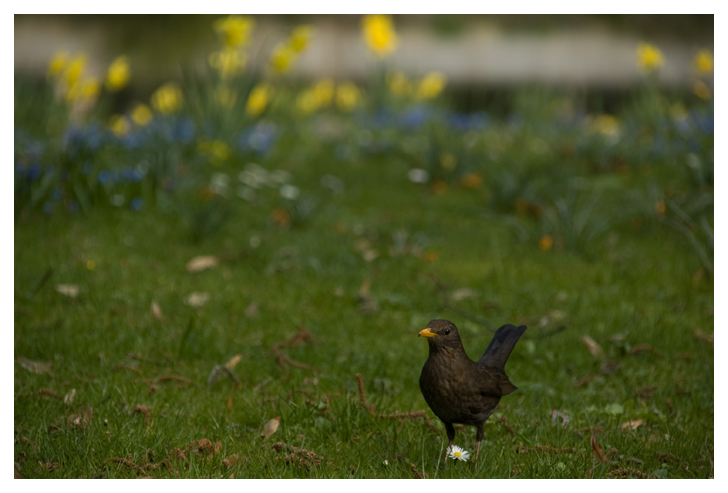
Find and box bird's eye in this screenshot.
[444,329,451,335]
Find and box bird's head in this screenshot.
[419,319,463,351]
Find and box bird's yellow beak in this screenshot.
[419,328,437,338]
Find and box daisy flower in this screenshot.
[447,444,471,462]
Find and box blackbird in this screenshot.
[419,319,526,462]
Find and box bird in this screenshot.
[418,319,526,462]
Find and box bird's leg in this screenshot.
[475,424,485,463]
[444,423,455,462]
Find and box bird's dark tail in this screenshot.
[478,324,527,371]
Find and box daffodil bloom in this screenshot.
[151,82,183,114]
[67,77,100,102]
[296,89,318,114]
[693,49,713,76]
[447,445,470,462]
[246,83,273,116]
[312,79,334,107]
[209,48,246,79]
[47,51,69,78]
[693,80,711,100]
[64,54,88,88]
[213,15,255,48]
[362,15,398,58]
[110,115,130,137]
[336,82,361,112]
[416,71,447,100]
[105,55,131,91]
[270,43,296,75]
[589,114,620,137]
[636,42,664,73]
[131,104,153,126]
[388,72,412,97]
[198,139,231,164]
[289,25,313,53]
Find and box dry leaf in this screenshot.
[223,454,239,468]
[17,357,53,375]
[621,419,644,430]
[245,302,259,317]
[261,416,281,439]
[68,407,93,428]
[64,388,77,404]
[590,432,608,463]
[362,249,379,262]
[151,300,164,321]
[225,354,242,370]
[207,365,237,387]
[186,255,219,272]
[185,292,210,307]
[694,329,713,343]
[55,284,79,298]
[227,393,233,410]
[450,288,478,301]
[581,335,603,355]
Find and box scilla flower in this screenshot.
[447,445,470,462]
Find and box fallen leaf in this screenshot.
[63,389,76,404]
[581,335,603,355]
[17,357,53,375]
[186,255,219,272]
[539,310,566,328]
[151,300,164,321]
[68,407,93,428]
[591,432,608,463]
[694,329,713,343]
[223,454,239,468]
[225,354,242,370]
[207,365,238,387]
[227,393,233,410]
[621,419,644,430]
[450,288,478,301]
[185,292,210,307]
[261,416,281,439]
[55,284,79,298]
[245,302,258,317]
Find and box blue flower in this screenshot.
[240,122,278,155]
[122,167,144,183]
[98,170,114,185]
[400,106,430,129]
[130,197,144,211]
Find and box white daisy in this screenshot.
[447,444,470,462]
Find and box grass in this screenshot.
[14,148,713,478]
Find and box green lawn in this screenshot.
[14,147,713,478]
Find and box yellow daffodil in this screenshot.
[416,71,446,100]
[362,14,398,58]
[198,139,231,164]
[589,114,620,137]
[388,72,412,97]
[67,77,100,102]
[336,82,361,112]
[131,104,153,126]
[209,48,246,79]
[289,25,314,53]
[151,82,183,114]
[693,80,711,100]
[213,15,255,48]
[693,49,713,76]
[47,51,69,78]
[312,79,334,108]
[636,42,664,73]
[64,54,88,88]
[246,82,273,116]
[105,55,131,92]
[296,89,318,114]
[270,42,296,75]
[110,115,130,137]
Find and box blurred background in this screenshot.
[14,14,714,104]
